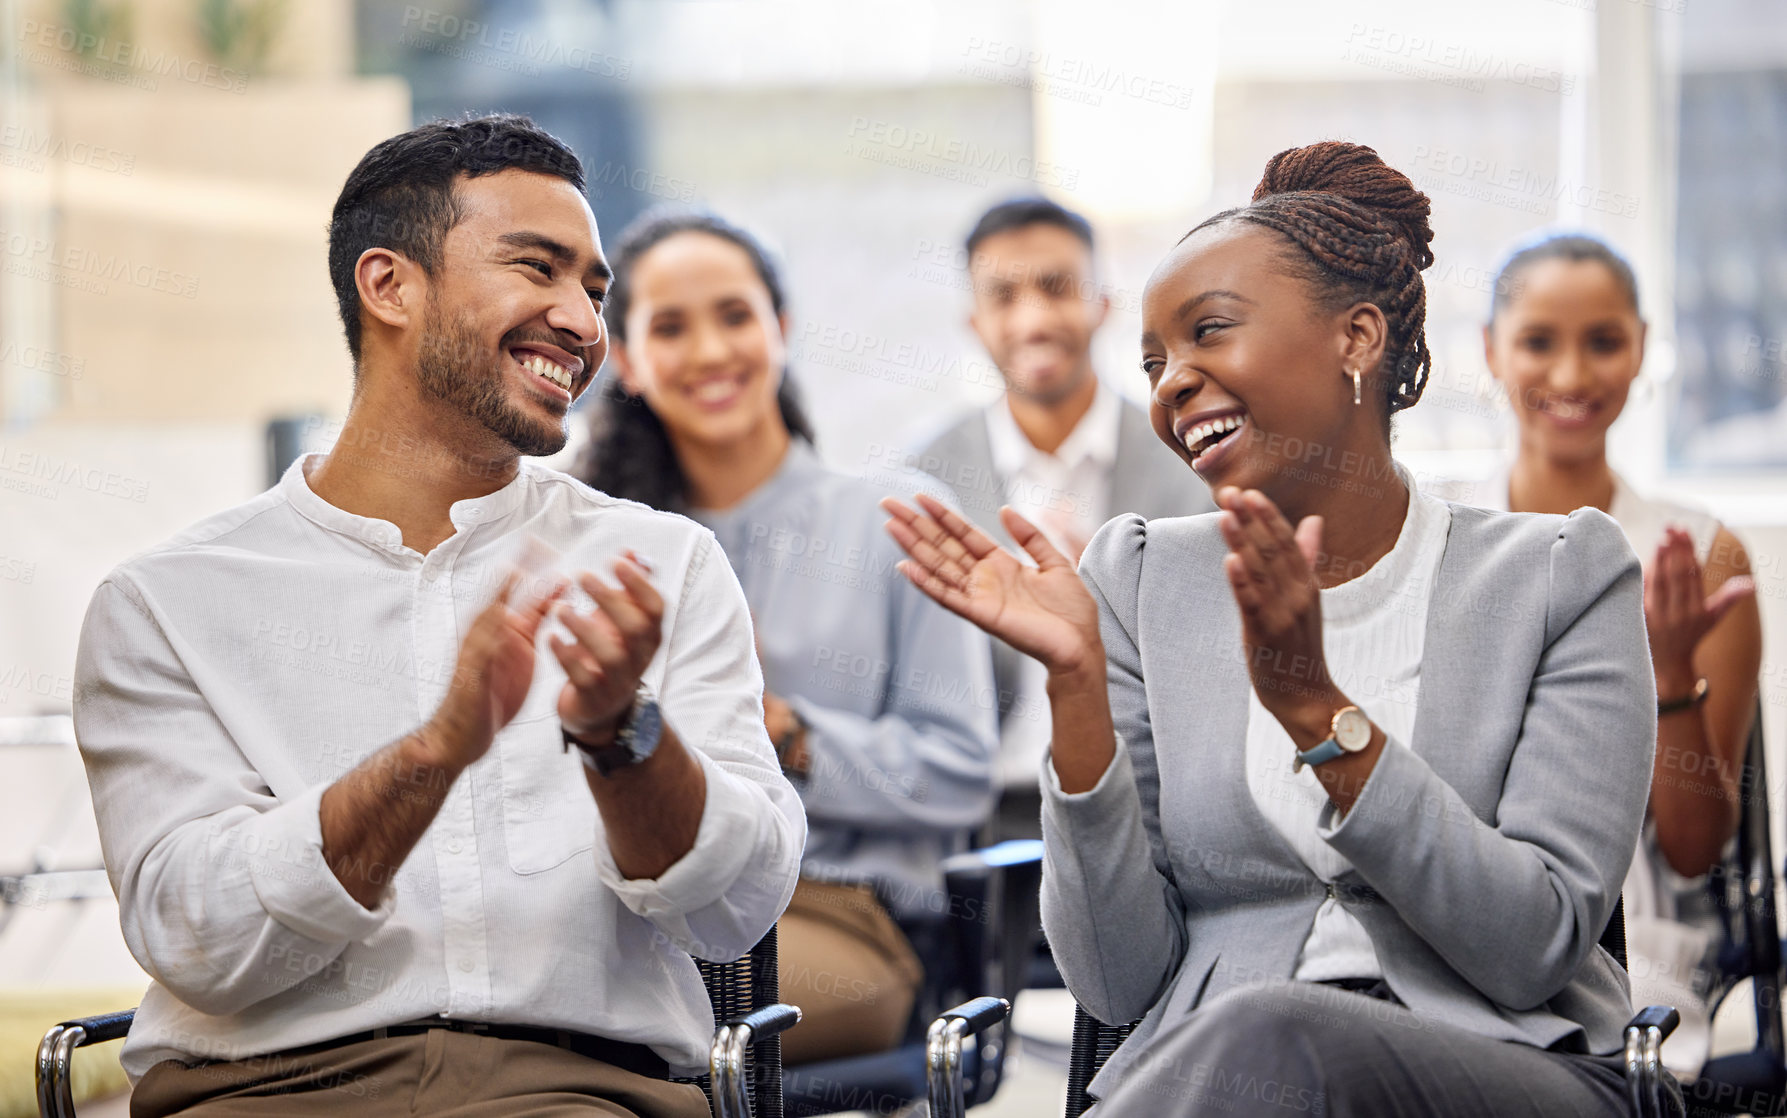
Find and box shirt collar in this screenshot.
[279,451,532,554]
[985,378,1122,476]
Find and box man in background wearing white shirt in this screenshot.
[72,115,803,1117]
[914,198,1212,840]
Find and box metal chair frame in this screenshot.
[925,996,1011,1118]
[780,839,1044,1116]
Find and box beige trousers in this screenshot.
[775,878,924,1066]
[129,1029,710,1118]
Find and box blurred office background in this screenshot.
[2,0,1784,1112]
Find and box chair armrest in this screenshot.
[37,1008,137,1118]
[728,1004,802,1043]
[925,997,1011,1118]
[936,996,1010,1037]
[939,840,1042,891]
[1624,1004,1680,1118]
[1628,1005,1680,1038]
[55,1010,137,1045]
[711,1004,800,1118]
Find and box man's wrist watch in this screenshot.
[1293,705,1372,773]
[563,686,663,776]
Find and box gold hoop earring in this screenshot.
[1350,368,1362,406]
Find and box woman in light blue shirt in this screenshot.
[578,210,997,1065]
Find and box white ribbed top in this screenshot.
[1243,470,1453,982]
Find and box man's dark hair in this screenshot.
[327,114,586,363]
[963,196,1095,259]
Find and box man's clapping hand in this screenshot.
[551,550,665,747]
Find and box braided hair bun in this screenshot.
[1195,142,1437,413]
[1253,143,1434,271]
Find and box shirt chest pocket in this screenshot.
[497,671,599,875]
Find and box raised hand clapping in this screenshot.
[880,494,1102,677]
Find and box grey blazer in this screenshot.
[1042,502,1655,1097]
[917,397,1214,729]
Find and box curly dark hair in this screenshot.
[1187,142,1436,418]
[327,113,585,364]
[576,209,815,513]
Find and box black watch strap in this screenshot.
[1657,677,1709,716]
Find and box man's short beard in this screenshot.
[1003,356,1093,408]
[416,298,568,458]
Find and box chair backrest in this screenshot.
[1690,697,1786,1112]
[686,926,784,1118]
[1602,894,1628,970]
[1064,1008,1135,1118]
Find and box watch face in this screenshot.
[1334,707,1371,752]
[625,696,664,762]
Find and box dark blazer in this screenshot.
[1042,502,1654,1095]
[915,396,1214,735]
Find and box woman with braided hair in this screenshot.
[884,142,1672,1115]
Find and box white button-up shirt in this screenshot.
[983,381,1121,787]
[73,455,805,1080]
[983,379,1121,564]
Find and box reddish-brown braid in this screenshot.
[1193,142,1436,414]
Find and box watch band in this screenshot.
[1292,705,1370,773]
[1657,677,1709,716]
[564,723,616,772]
[563,688,661,776]
[774,708,808,771]
[1293,736,1347,773]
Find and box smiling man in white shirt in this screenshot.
[71,115,804,1118]
[914,198,1212,838]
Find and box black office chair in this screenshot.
[1062,898,1687,1118]
[37,928,800,1118]
[1670,698,1786,1117]
[782,839,1044,1116]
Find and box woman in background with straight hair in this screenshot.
[1479,233,1761,1074]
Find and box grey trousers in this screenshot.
[1091,981,1684,1117]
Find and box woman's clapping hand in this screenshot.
[881,494,1102,677]
[1644,525,1755,690]
[1216,486,1342,727]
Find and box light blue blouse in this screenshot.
[690,441,999,919]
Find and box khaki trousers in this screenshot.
[776,878,924,1066]
[129,1029,710,1118]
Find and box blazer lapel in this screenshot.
[1409,505,1468,768]
[1138,519,1299,874]
[1404,505,1540,819]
